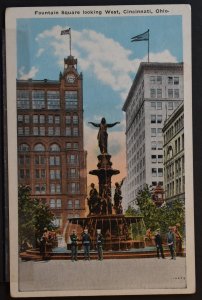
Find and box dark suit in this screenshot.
[155,233,165,258]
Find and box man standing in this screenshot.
[96,229,104,261]
[154,229,165,259]
[82,229,91,260]
[70,230,78,261]
[167,226,176,259]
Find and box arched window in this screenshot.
[19,143,30,152]
[34,143,45,152]
[50,144,60,152]
[50,199,56,208]
[167,146,173,159]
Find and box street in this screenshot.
[19,257,186,292]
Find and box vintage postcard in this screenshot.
[5,4,195,297]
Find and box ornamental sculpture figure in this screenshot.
[88,117,120,154]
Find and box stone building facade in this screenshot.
[163,103,185,203]
[17,55,87,230]
[122,62,183,205]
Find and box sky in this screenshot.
[17,15,183,188]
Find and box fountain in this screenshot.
[67,117,146,251]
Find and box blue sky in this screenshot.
[17,15,183,184]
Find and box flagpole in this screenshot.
[69,28,71,56]
[148,29,150,63]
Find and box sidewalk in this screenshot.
[19,257,186,292]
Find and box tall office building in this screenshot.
[163,103,185,203]
[122,62,183,205]
[17,55,87,230]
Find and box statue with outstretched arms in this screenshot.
[88,117,120,154]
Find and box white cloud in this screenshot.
[35,25,178,101]
[36,48,45,57]
[18,66,39,80]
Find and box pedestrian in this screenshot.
[96,229,104,260]
[70,230,78,261]
[167,226,176,259]
[82,229,91,260]
[154,229,165,259]
[173,223,183,254]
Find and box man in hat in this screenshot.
[167,226,176,259]
[154,229,165,259]
[96,229,104,260]
[82,229,91,260]
[70,229,78,261]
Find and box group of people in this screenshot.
[154,224,182,260]
[70,228,104,261]
[39,228,57,258]
[87,182,123,216]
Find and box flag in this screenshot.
[61,28,71,35]
[131,30,149,42]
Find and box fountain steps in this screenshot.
[20,249,185,261]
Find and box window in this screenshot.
[151,115,156,123]
[19,144,30,152]
[168,89,173,98]
[75,200,80,209]
[67,200,73,209]
[19,155,30,165]
[151,102,156,109]
[157,128,162,135]
[157,89,162,98]
[39,127,45,136]
[35,169,46,179]
[157,115,162,123]
[150,89,156,98]
[66,115,71,124]
[55,116,60,124]
[50,184,61,194]
[168,76,173,85]
[150,76,156,84]
[18,115,23,122]
[33,127,39,136]
[50,144,60,152]
[50,156,60,166]
[168,102,173,110]
[69,168,78,178]
[56,199,62,208]
[73,143,78,150]
[19,169,30,179]
[40,115,45,123]
[66,143,72,149]
[158,168,163,177]
[151,128,156,137]
[157,76,162,84]
[35,155,45,165]
[73,115,78,124]
[24,115,30,123]
[73,127,79,136]
[32,90,45,109]
[48,127,54,136]
[158,155,163,163]
[24,127,30,135]
[50,199,56,208]
[48,115,54,123]
[151,155,157,163]
[151,141,157,150]
[34,144,45,151]
[174,77,179,85]
[50,169,61,180]
[18,127,23,135]
[174,89,179,98]
[68,154,78,164]
[65,91,78,110]
[152,168,157,177]
[157,102,162,110]
[35,184,46,194]
[66,127,71,136]
[68,182,80,193]
[157,141,163,150]
[55,127,60,136]
[152,181,157,186]
[47,91,60,109]
[17,90,30,109]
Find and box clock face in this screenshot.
[66,74,76,83]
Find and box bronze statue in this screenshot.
[88,117,120,154]
[114,182,123,214]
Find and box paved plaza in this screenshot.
[19,257,186,292]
